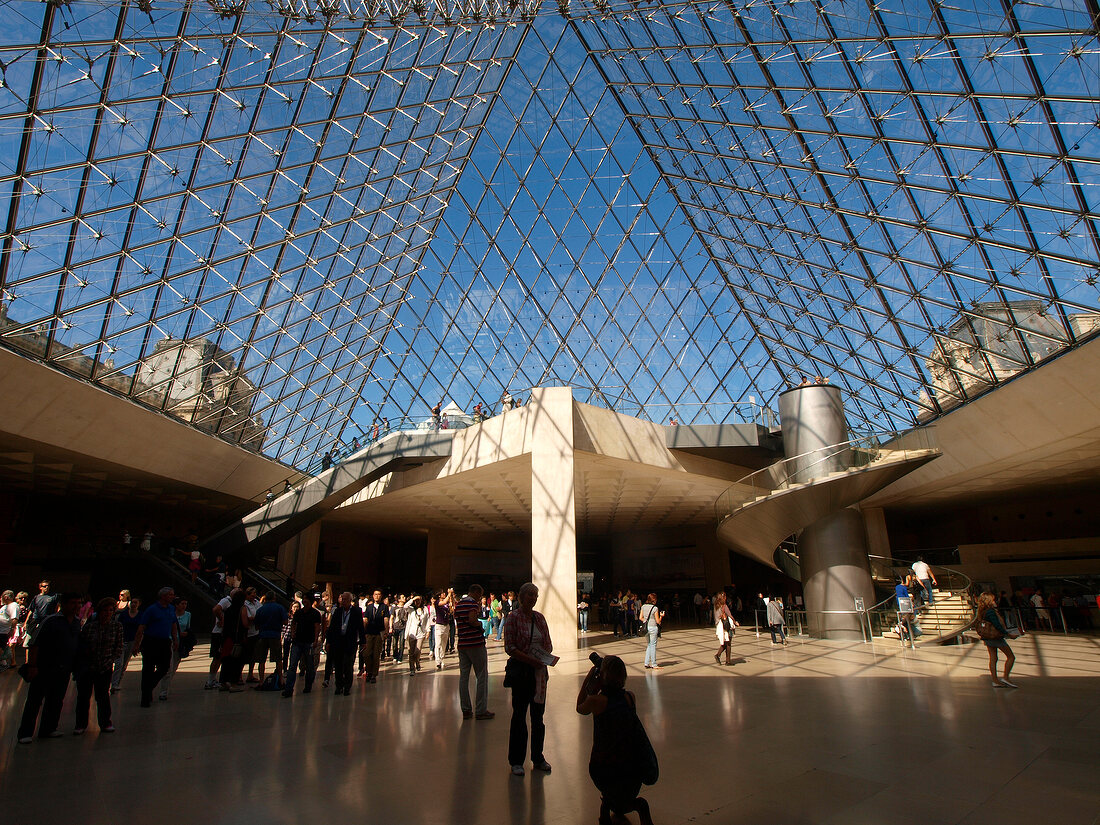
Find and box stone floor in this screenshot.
[2,625,1099,824]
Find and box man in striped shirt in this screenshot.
[455,584,494,721]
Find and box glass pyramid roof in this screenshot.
[0,0,1097,468]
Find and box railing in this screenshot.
[988,604,1100,636]
[743,554,972,648]
[246,557,313,605]
[714,427,938,522]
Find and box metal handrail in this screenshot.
[714,428,938,522]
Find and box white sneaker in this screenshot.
[510,765,525,776]
[18,737,32,745]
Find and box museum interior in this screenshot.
[0,0,1098,821]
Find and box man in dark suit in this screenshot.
[325,592,364,696]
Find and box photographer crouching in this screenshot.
[577,653,658,825]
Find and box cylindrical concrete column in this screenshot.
[778,384,848,483]
[799,508,876,641]
[779,384,875,640]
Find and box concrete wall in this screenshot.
[956,537,1100,593]
[608,526,728,595]
[424,528,531,593]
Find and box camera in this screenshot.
[588,651,603,668]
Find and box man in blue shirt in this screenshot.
[253,592,287,686]
[133,586,179,707]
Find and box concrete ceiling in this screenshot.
[866,338,1100,509]
[0,348,292,503]
[327,451,743,537]
[0,430,247,511]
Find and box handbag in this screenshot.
[503,657,535,691]
[721,616,733,634]
[975,619,1003,640]
[502,613,537,691]
[220,637,242,659]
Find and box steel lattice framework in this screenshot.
[0,0,1097,468]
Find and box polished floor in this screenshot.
[1,626,1099,824]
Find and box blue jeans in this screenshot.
[644,628,658,666]
[579,610,588,632]
[769,623,787,643]
[494,618,504,641]
[283,643,316,694]
[921,579,935,605]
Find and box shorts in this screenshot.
[210,632,224,658]
[255,637,281,664]
[983,638,1010,650]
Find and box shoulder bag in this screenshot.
[502,613,537,692]
[975,619,1003,640]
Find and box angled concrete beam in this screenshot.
[203,430,455,557]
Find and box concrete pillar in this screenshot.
[425,529,457,591]
[799,508,876,640]
[276,521,320,589]
[528,386,578,654]
[779,384,875,640]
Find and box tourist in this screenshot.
[767,595,788,646]
[1030,588,1052,631]
[133,586,179,707]
[503,582,554,777]
[609,592,622,637]
[10,591,30,666]
[405,594,428,674]
[205,590,232,690]
[578,593,589,634]
[713,592,736,665]
[326,592,364,696]
[217,589,248,693]
[17,592,81,743]
[498,591,514,640]
[455,584,493,721]
[639,593,663,668]
[283,593,323,697]
[281,601,298,677]
[158,597,192,700]
[447,587,458,653]
[911,556,936,607]
[24,580,58,639]
[576,654,656,825]
[74,597,123,734]
[205,555,227,594]
[489,592,503,641]
[433,590,454,670]
[0,590,18,670]
[116,589,131,613]
[111,596,142,693]
[253,592,287,686]
[974,592,1021,688]
[243,587,261,683]
[622,591,637,637]
[361,589,388,683]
